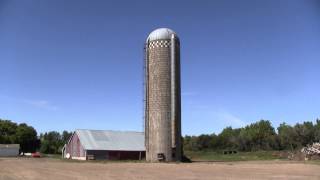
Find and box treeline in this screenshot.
[183,119,320,152]
[3,118,320,154]
[0,119,39,152]
[0,119,72,154]
[40,131,72,154]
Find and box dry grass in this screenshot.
[0,157,320,180]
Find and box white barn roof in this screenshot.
[75,129,145,151]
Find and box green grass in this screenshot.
[184,151,287,162]
[38,152,320,164]
[41,154,147,164]
[306,160,320,166]
[41,154,62,159]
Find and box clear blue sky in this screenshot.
[1,0,320,135]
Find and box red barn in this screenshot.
[62,129,145,160]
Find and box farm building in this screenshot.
[62,129,145,160]
[0,144,20,157]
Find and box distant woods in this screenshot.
[0,119,72,154]
[2,118,320,154]
[183,119,320,152]
[40,130,72,154]
[0,119,38,152]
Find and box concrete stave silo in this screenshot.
[144,28,182,162]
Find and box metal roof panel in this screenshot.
[76,129,145,151]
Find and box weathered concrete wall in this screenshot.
[171,41,182,161]
[146,39,172,162]
[145,37,181,162]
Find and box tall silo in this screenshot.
[144,28,182,162]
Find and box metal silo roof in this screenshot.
[75,129,145,151]
[147,28,178,41]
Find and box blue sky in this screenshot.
[1,0,320,135]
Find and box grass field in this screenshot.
[42,151,320,165]
[184,150,288,162]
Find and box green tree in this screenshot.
[183,135,200,151]
[15,123,38,152]
[208,133,218,150]
[293,121,315,147]
[40,131,69,154]
[197,134,211,150]
[217,127,241,150]
[184,119,320,152]
[277,123,297,150]
[314,119,320,142]
[62,130,72,143]
[239,120,276,151]
[0,119,39,152]
[0,119,18,143]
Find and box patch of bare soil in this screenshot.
[0,158,319,180]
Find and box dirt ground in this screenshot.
[0,158,319,180]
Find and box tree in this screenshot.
[0,119,39,152]
[238,120,276,151]
[0,120,18,143]
[217,127,241,150]
[208,133,218,150]
[40,131,72,154]
[62,131,72,143]
[314,119,320,142]
[181,119,320,152]
[40,131,61,154]
[183,135,200,151]
[293,121,315,147]
[197,134,211,150]
[15,123,38,152]
[277,123,297,150]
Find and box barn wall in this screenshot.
[87,150,108,160]
[0,147,19,157]
[66,133,85,158]
[86,150,145,160]
[108,151,145,160]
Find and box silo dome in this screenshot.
[147,28,179,41]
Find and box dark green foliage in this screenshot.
[15,123,39,152]
[0,119,39,152]
[183,135,199,151]
[277,123,297,150]
[197,134,211,150]
[0,120,18,143]
[184,119,320,152]
[293,121,315,146]
[40,130,72,154]
[217,127,240,150]
[0,118,72,154]
[314,119,320,142]
[239,120,277,151]
[62,130,72,143]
